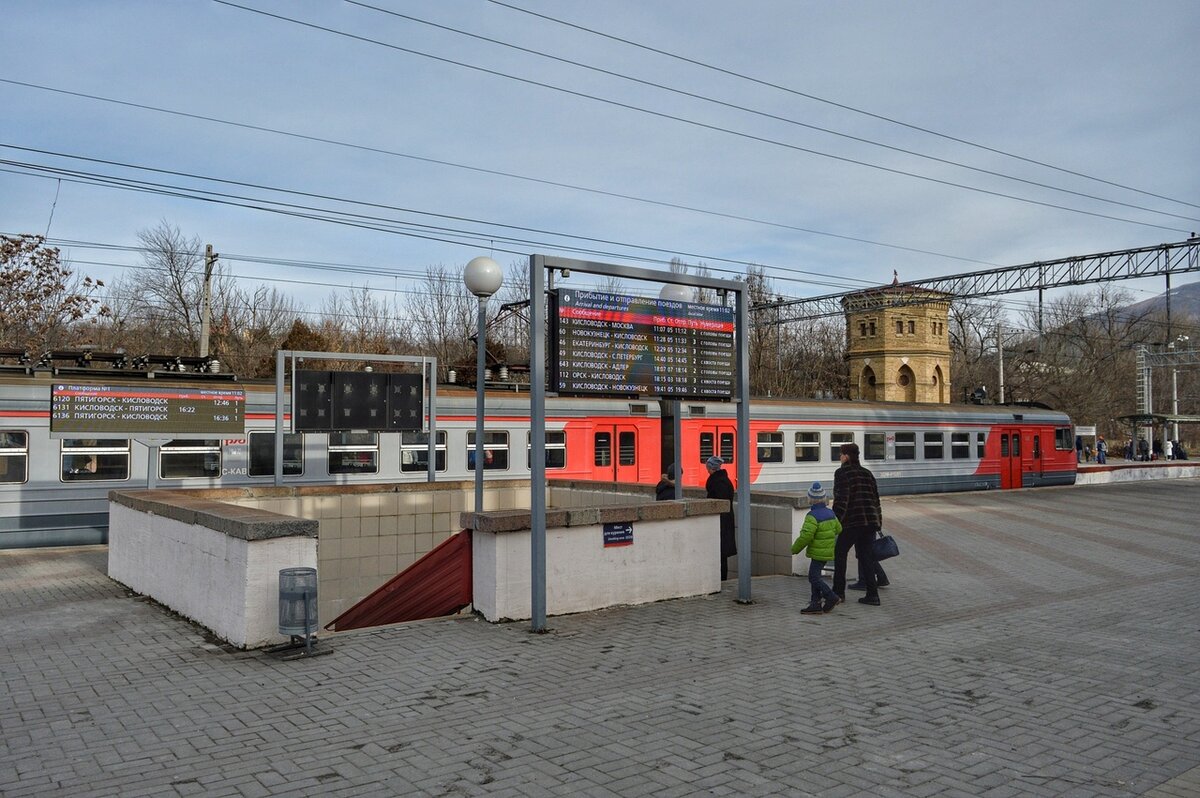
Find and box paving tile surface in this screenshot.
[2,479,1198,796]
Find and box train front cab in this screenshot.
[995,422,1077,489]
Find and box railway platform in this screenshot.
[2,478,1200,797]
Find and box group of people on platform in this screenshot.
[654,442,886,613]
[1120,437,1189,461]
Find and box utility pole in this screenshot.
[199,244,217,359]
[996,323,1005,404]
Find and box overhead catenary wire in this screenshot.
[0,149,888,292]
[209,0,1195,235]
[0,78,1004,269]
[485,0,1200,212]
[346,0,1199,225]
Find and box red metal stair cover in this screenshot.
[326,529,472,631]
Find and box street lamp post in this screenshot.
[1171,335,1189,443]
[464,257,503,515]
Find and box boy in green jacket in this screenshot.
[792,482,843,614]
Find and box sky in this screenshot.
[2,0,1198,323]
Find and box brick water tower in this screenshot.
[842,276,953,403]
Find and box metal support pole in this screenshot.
[672,401,682,500]
[474,297,488,515]
[735,289,752,604]
[1172,367,1179,442]
[530,255,547,631]
[996,323,1005,404]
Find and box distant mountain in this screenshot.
[1121,279,1200,323]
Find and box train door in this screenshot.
[698,424,736,480]
[998,428,1023,489]
[592,424,639,483]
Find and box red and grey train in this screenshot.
[0,372,1076,549]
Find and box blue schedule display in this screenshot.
[549,289,735,399]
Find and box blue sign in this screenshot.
[603,522,633,547]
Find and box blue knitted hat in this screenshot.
[807,482,827,503]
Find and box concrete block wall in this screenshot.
[548,479,807,579]
[107,492,317,648]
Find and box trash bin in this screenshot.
[278,567,318,637]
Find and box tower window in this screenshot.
[896,320,903,335]
[860,322,867,337]
[908,320,915,334]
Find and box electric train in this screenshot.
[0,370,1076,549]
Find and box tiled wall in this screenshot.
[230,484,535,625]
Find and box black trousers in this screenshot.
[833,527,879,599]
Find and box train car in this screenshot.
[0,370,1075,550]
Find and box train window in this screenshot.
[595,432,612,466]
[699,432,714,461]
[794,431,819,462]
[951,432,971,459]
[619,431,636,466]
[1033,435,1042,458]
[401,430,446,473]
[830,431,855,461]
[864,433,886,461]
[528,431,567,469]
[894,432,916,460]
[1011,434,1021,457]
[467,431,509,470]
[0,430,28,484]
[756,432,783,463]
[249,432,304,476]
[977,432,987,458]
[719,433,734,461]
[1055,427,1073,450]
[1000,435,1009,457]
[159,439,221,479]
[328,431,379,475]
[923,432,944,460]
[60,439,130,482]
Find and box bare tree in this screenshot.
[128,221,208,351]
[0,234,107,351]
[210,284,299,377]
[404,264,476,379]
[949,298,1005,401]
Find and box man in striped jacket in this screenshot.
[831,442,884,606]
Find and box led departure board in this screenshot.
[50,382,245,435]
[293,370,424,432]
[550,289,735,398]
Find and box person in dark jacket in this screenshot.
[704,455,736,580]
[655,463,677,501]
[832,442,884,606]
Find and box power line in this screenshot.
[347,0,1198,225]
[486,0,1200,212]
[0,77,1003,269]
[0,148,882,292]
[209,1,1193,235]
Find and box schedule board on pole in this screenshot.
[549,289,735,399]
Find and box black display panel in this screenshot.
[294,370,332,429]
[549,289,736,398]
[50,382,245,436]
[333,371,389,429]
[387,373,424,430]
[292,370,425,432]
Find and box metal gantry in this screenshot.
[766,238,1200,322]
